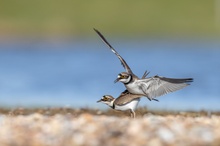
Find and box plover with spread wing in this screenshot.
[94,28,193,101]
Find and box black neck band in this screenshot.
[112,104,115,109]
[124,75,132,85]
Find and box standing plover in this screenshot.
[97,90,142,118]
[94,28,193,101]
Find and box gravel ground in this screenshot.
[0,108,220,146]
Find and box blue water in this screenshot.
[0,38,219,111]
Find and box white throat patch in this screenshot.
[120,75,131,84]
[105,99,115,108]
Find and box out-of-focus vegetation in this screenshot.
[0,107,218,117]
[0,0,219,36]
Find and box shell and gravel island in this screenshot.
[0,107,220,146]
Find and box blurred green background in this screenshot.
[0,0,219,37]
[0,0,220,110]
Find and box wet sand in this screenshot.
[0,107,220,146]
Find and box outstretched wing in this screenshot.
[140,76,193,99]
[94,28,133,74]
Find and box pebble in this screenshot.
[0,114,220,146]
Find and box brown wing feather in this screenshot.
[114,90,142,106]
[94,28,133,74]
[141,70,150,79]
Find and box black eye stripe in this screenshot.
[102,96,109,101]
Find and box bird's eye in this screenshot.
[121,75,126,78]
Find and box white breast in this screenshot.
[114,99,140,111]
[125,81,146,95]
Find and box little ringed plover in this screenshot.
[97,90,142,118]
[94,28,193,101]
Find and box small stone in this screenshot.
[147,138,163,146]
[157,127,175,143]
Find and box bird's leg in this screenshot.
[130,109,136,118]
[152,98,159,102]
[122,89,129,94]
[130,112,133,118]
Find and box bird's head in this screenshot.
[114,72,131,84]
[97,95,115,107]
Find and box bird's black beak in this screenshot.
[114,78,120,83]
[97,99,102,103]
